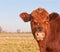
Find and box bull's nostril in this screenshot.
[37,34,38,36]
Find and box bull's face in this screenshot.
[19,8,59,41]
[31,8,49,41]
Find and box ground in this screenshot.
[0,33,39,52]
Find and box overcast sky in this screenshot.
[0,0,60,32]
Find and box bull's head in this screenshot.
[19,8,59,41]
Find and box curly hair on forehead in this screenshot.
[31,8,49,20]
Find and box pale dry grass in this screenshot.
[0,33,39,52]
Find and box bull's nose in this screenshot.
[35,32,45,41]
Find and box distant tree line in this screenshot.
[0,26,31,33]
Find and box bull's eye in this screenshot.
[34,22,37,25]
[44,21,48,24]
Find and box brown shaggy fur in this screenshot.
[46,13,60,52]
[19,8,60,52]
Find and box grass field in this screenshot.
[0,33,39,52]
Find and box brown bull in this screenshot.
[19,8,60,52]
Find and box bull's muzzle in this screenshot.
[35,32,45,41]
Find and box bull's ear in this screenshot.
[49,12,59,21]
[19,12,31,22]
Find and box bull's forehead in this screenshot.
[33,18,42,22]
[31,8,49,21]
[31,17,48,23]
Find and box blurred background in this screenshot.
[0,0,60,33]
